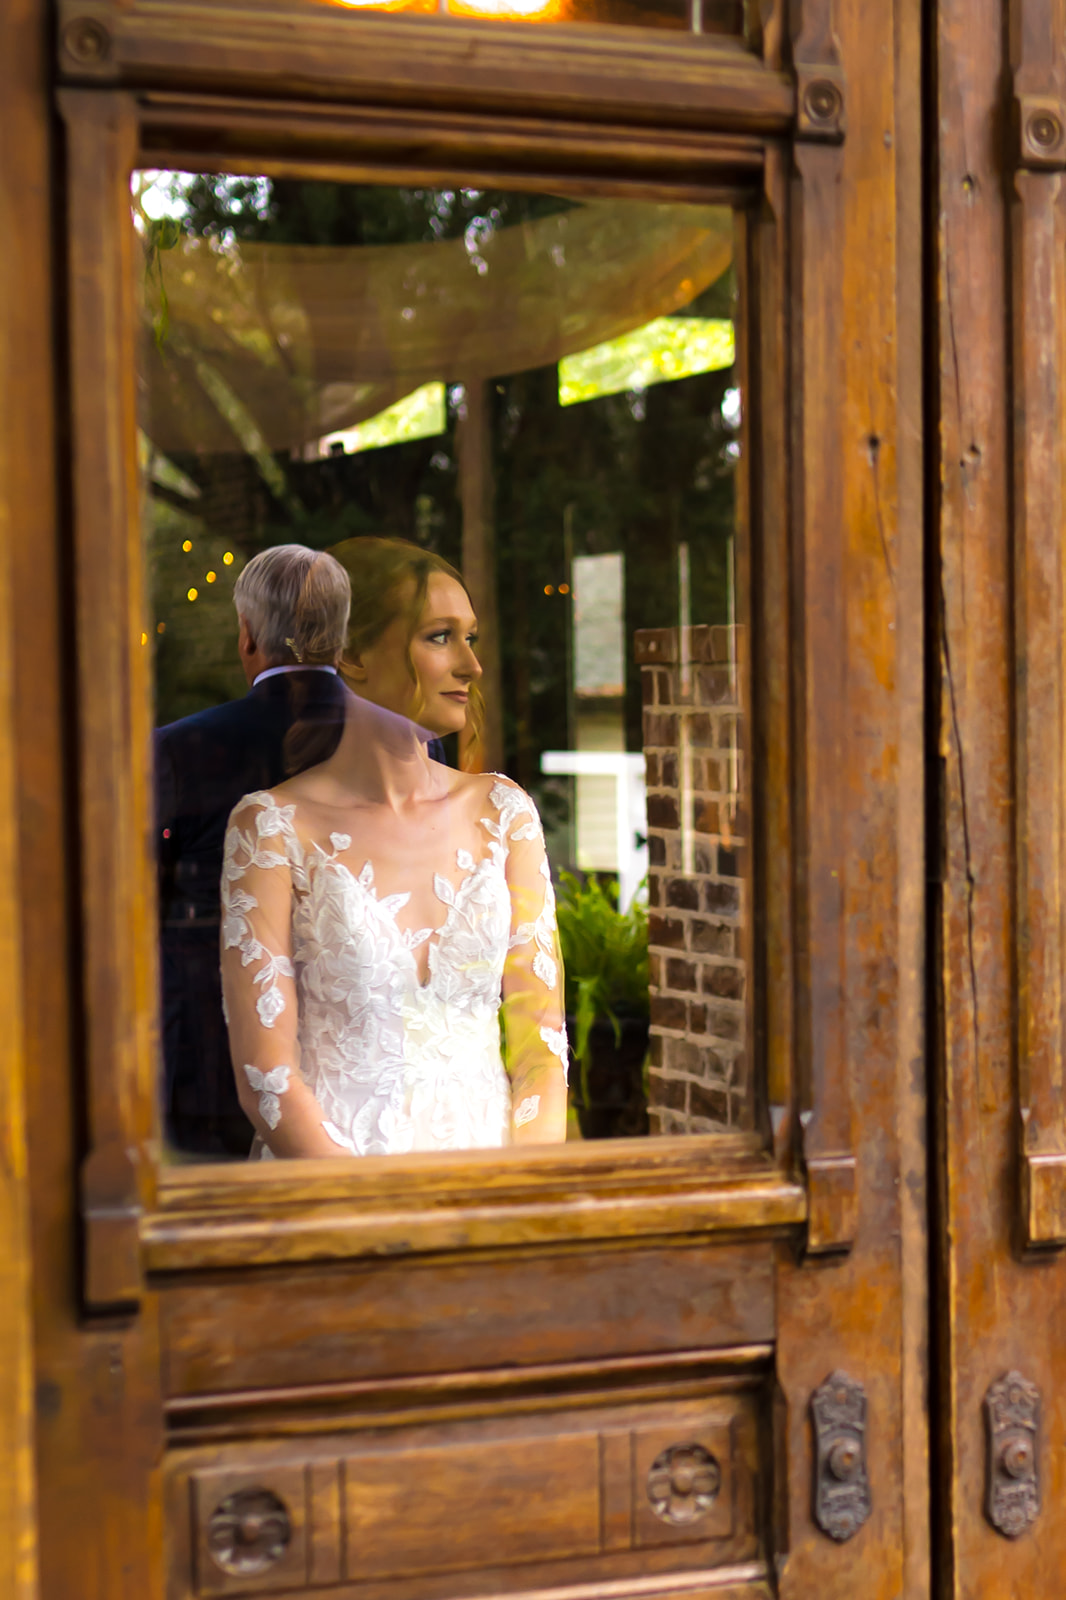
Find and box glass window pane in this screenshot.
[135,172,748,1162]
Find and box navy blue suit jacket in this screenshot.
[156,669,347,1155]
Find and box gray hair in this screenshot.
[233,545,351,666]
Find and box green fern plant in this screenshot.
[555,871,649,1084]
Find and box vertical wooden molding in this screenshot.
[750,145,795,1167]
[0,6,45,1591]
[789,0,853,1253]
[790,0,845,145]
[1008,0,1066,1245]
[751,0,787,68]
[60,89,155,1307]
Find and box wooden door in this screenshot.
[0,2,928,1599]
[933,0,1066,1593]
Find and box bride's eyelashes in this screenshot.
[423,627,479,649]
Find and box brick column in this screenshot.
[635,625,748,1134]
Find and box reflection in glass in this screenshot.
[136,172,746,1159]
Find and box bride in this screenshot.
[220,537,569,1158]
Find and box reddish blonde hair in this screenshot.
[328,536,484,756]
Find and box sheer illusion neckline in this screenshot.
[324,843,497,990]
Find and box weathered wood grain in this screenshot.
[56,0,793,135]
[935,0,1066,1591]
[164,1394,763,1599]
[23,0,925,1593]
[0,7,45,1596]
[774,0,923,1592]
[159,1242,776,1397]
[135,95,765,218]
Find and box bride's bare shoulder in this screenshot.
[441,768,526,802]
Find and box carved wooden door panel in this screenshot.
[934,0,1066,1593]
[4,1,923,1599]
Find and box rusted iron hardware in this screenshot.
[811,1371,871,1541]
[985,1372,1040,1538]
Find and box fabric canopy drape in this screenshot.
[141,200,735,456]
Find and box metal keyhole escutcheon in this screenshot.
[811,1371,872,1542]
[985,1371,1040,1538]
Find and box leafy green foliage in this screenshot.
[555,871,649,1070]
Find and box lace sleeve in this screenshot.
[491,780,569,1144]
[220,794,355,1159]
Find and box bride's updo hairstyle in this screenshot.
[329,536,484,759]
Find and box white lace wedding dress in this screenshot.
[219,777,568,1156]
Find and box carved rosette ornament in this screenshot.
[207,1487,292,1577]
[811,1371,871,1542]
[1016,93,1066,171]
[985,1372,1040,1538]
[61,16,111,64]
[646,1443,721,1525]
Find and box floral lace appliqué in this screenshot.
[223,780,566,1158]
[222,793,301,1028]
[488,782,559,992]
[243,1063,290,1129]
[514,1095,540,1127]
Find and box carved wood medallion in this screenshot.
[646,1443,722,1525]
[206,1487,292,1578]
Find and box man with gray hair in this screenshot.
[156,545,351,1158]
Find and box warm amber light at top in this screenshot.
[222,551,235,566]
[327,0,435,11]
[325,0,561,16]
[449,0,562,17]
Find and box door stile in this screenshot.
[0,5,47,1597]
[788,0,855,1259]
[59,87,159,1313]
[1009,0,1066,1247]
[775,0,924,1593]
[6,9,165,1600]
[935,0,1066,1590]
[890,0,930,1588]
